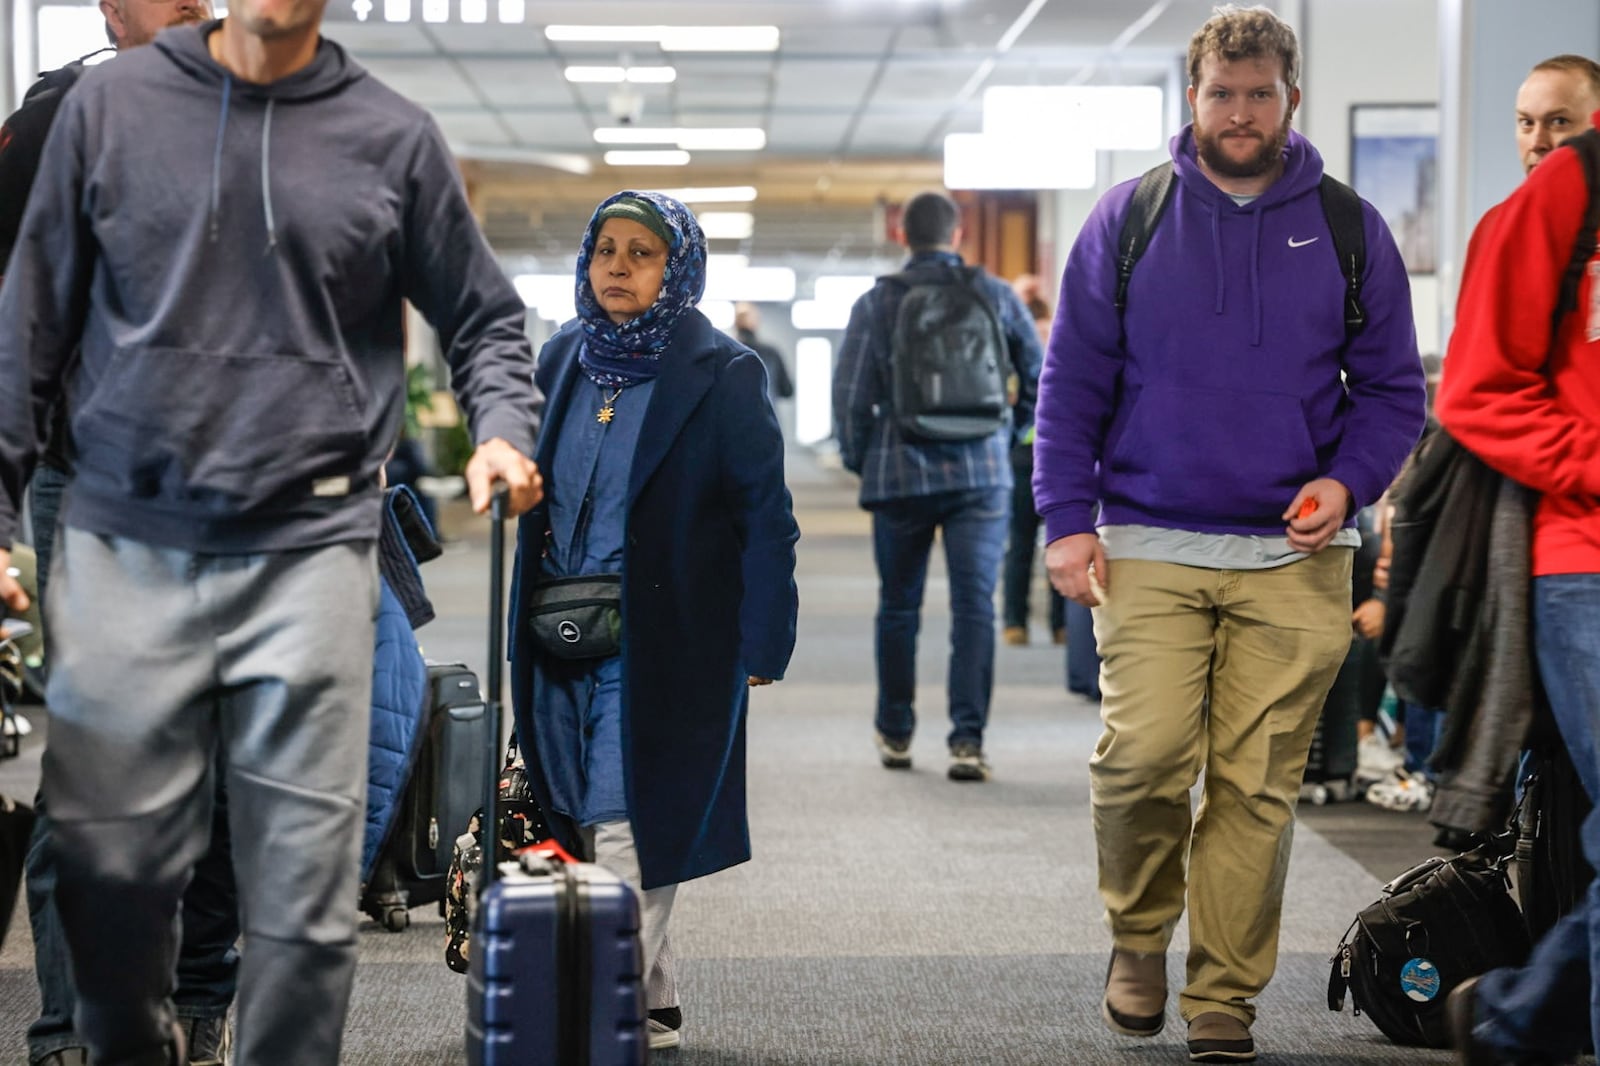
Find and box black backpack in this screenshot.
[1328,843,1530,1048]
[1114,163,1368,342]
[883,263,1012,442]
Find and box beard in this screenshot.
[1194,115,1292,179]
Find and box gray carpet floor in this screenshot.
[0,453,1473,1063]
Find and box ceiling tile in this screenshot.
[773,58,879,106]
[462,57,574,107]
[422,23,551,54]
[358,57,480,106]
[323,22,438,54]
[431,111,513,146]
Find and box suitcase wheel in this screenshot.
[379,906,410,933]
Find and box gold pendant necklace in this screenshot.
[596,385,624,424]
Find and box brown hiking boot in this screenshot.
[1187,1012,1255,1063]
[1101,948,1167,1037]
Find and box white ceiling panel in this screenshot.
[873,59,981,105]
[463,58,574,107]
[431,111,513,146]
[323,22,439,54]
[499,110,608,146]
[780,25,896,56]
[773,59,879,106]
[358,57,480,106]
[851,115,942,154]
[422,23,552,55]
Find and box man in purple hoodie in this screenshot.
[1033,6,1425,1061]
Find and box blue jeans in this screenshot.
[1473,574,1600,1061]
[25,467,240,1061]
[1002,445,1064,632]
[871,487,1007,748]
[1401,702,1443,779]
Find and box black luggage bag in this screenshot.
[463,489,647,1065]
[363,662,491,931]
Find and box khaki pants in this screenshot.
[1090,551,1352,1025]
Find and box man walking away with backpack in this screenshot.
[1033,6,1424,1060]
[833,189,1042,782]
[1440,92,1600,1066]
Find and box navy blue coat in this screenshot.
[508,310,799,889]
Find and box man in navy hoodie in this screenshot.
[0,0,543,1062]
[1034,6,1424,1061]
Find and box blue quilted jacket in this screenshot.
[361,487,435,880]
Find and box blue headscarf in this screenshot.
[576,190,707,388]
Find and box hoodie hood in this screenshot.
[1167,124,1325,346]
[154,21,367,249]
[155,20,366,99]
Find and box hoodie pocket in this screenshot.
[1105,383,1318,523]
[75,347,370,511]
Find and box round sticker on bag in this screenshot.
[1399,958,1441,1002]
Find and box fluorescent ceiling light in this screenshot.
[674,128,765,150]
[566,66,627,83]
[603,150,692,167]
[382,0,409,21]
[513,274,576,324]
[459,0,486,21]
[594,128,766,151]
[565,66,677,84]
[701,300,737,331]
[545,25,663,42]
[790,300,853,331]
[660,26,779,51]
[704,265,796,303]
[813,276,876,305]
[595,127,681,144]
[794,338,834,445]
[698,212,755,240]
[545,24,779,51]
[421,0,446,22]
[707,254,751,271]
[654,186,759,203]
[626,67,678,84]
[943,133,1096,190]
[497,0,523,22]
[983,86,1163,151]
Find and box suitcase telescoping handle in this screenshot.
[482,484,508,895]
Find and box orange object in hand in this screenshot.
[1297,498,1319,519]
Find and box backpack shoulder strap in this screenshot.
[1318,174,1368,339]
[1115,163,1176,315]
[1554,127,1600,336]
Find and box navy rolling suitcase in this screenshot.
[463,488,647,1066]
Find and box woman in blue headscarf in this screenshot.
[507,190,799,1050]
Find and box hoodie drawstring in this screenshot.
[1209,206,1224,314]
[261,98,277,252]
[206,74,279,253]
[1248,208,1263,347]
[208,74,231,244]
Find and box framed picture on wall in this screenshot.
[1349,104,1439,275]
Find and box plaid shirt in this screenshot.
[833,251,1043,505]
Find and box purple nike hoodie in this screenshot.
[1033,126,1426,542]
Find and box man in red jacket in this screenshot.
[1438,103,1600,1065]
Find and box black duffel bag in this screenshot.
[1328,843,1529,1047]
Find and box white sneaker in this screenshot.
[1355,733,1404,781]
[1365,769,1433,812]
[1,711,30,737]
[647,1007,681,1051]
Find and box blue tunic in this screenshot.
[533,377,654,826]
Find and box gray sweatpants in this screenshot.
[41,528,378,1066]
[585,820,679,1010]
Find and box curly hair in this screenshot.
[1187,4,1301,90]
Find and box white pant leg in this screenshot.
[590,820,679,1008]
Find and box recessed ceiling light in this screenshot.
[654,186,759,203]
[594,127,680,144]
[674,128,765,151]
[625,67,678,84]
[564,66,678,85]
[603,150,693,167]
[698,211,756,240]
[544,25,780,51]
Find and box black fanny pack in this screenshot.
[527,574,622,660]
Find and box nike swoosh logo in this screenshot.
[1287,236,1320,248]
